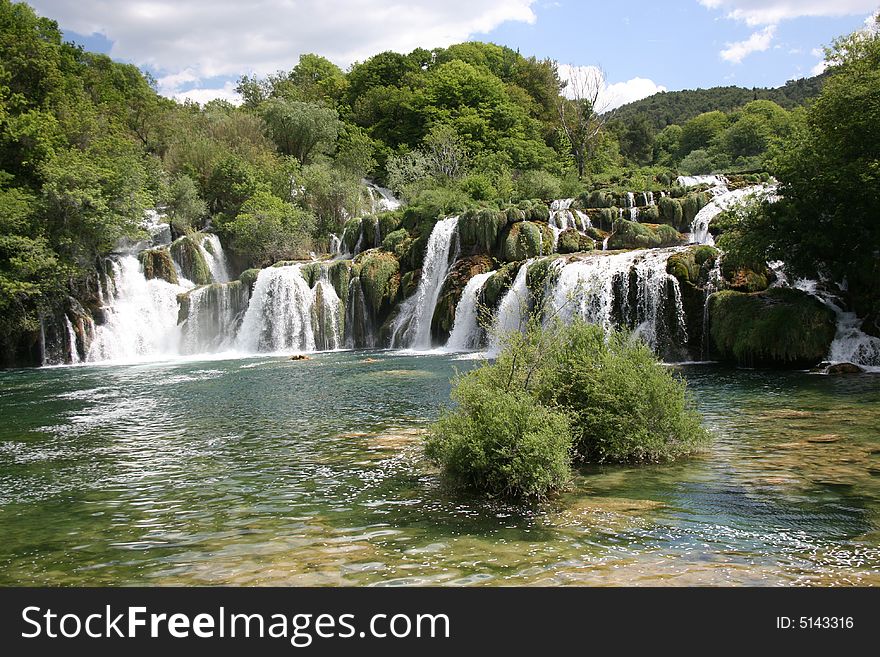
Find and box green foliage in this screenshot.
[165,174,207,233]
[430,321,708,499]
[259,98,341,163]
[224,191,314,267]
[532,322,710,463]
[427,363,573,500]
[514,169,562,200]
[708,288,837,366]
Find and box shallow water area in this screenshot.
[1,353,878,586]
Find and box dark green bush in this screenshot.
[426,367,573,500]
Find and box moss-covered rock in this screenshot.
[298,262,322,288]
[431,255,494,341]
[655,223,685,247]
[170,236,211,285]
[458,208,507,255]
[238,268,261,292]
[328,260,352,305]
[501,221,552,261]
[708,287,836,367]
[681,192,710,226]
[658,196,683,228]
[557,229,581,254]
[723,264,770,292]
[525,256,561,314]
[139,248,179,285]
[355,250,400,317]
[578,190,614,208]
[607,219,659,250]
[480,262,519,311]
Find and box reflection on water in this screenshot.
[0,354,878,586]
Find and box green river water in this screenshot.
[1,352,878,586]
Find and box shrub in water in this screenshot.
[534,322,710,463]
[426,370,573,500]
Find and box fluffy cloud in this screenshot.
[557,65,667,111]
[29,0,537,99]
[698,0,879,26]
[720,25,776,63]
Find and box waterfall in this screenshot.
[345,275,377,349]
[626,192,635,208]
[86,256,191,362]
[445,271,493,352]
[690,185,772,246]
[236,265,316,353]
[575,210,591,231]
[312,268,343,351]
[544,248,688,353]
[630,207,640,221]
[702,255,723,359]
[677,175,729,188]
[793,279,880,368]
[198,233,231,283]
[179,282,250,354]
[329,234,342,257]
[364,180,401,213]
[64,316,80,364]
[390,216,460,349]
[489,259,533,353]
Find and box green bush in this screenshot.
[608,219,660,250]
[428,321,710,500]
[426,370,573,500]
[556,229,581,254]
[534,322,710,463]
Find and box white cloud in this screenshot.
[810,60,828,76]
[557,65,666,111]
[173,81,242,105]
[29,0,537,101]
[720,25,777,63]
[698,0,879,26]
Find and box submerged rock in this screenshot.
[289,354,312,361]
[812,361,865,375]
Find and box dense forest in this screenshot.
[1,0,878,366]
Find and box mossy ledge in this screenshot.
[707,287,836,368]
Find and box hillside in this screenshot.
[609,74,827,130]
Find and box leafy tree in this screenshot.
[165,174,207,233]
[260,97,341,163]
[224,190,315,266]
[679,110,728,157]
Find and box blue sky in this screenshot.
[28,0,878,108]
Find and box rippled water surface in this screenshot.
[1,353,878,585]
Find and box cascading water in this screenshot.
[390,216,460,349]
[544,247,688,354]
[236,265,317,353]
[445,271,494,352]
[312,268,343,351]
[489,259,533,353]
[793,279,880,369]
[677,174,729,188]
[86,256,192,362]
[179,282,250,354]
[364,180,401,213]
[690,185,772,245]
[198,233,231,283]
[702,255,723,359]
